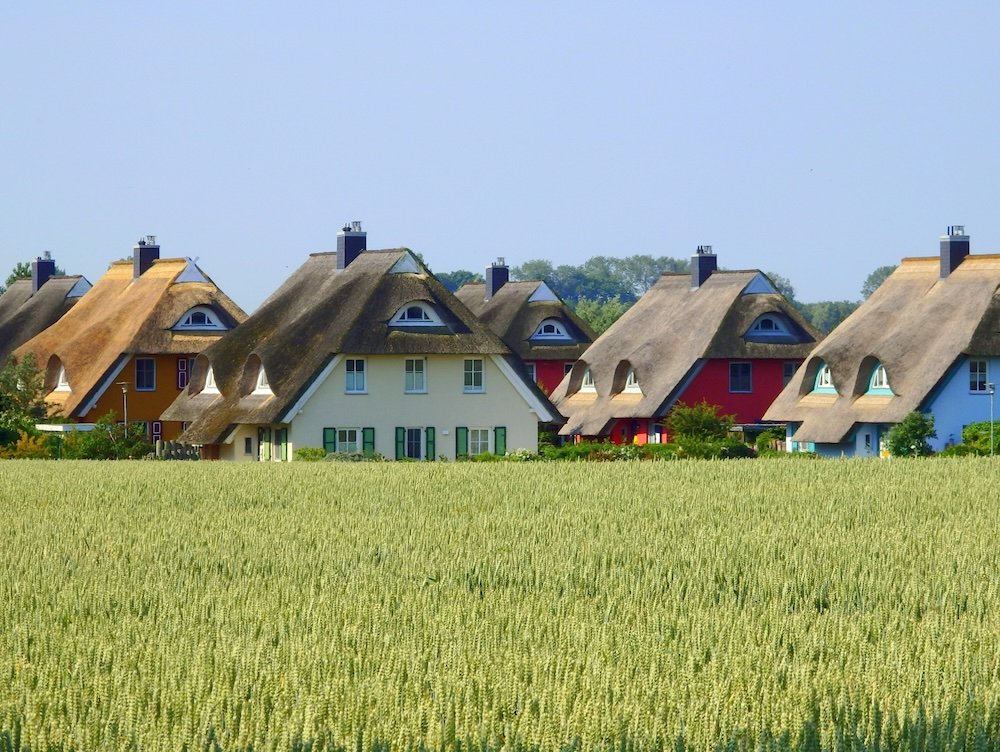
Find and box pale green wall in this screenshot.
[286,354,542,460]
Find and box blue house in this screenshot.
[765,226,1000,456]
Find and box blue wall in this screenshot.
[924,355,1000,451]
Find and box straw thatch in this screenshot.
[551,270,819,436]
[455,281,596,361]
[0,276,89,365]
[765,254,1000,443]
[14,259,246,417]
[164,250,556,445]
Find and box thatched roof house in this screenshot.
[15,238,246,435]
[551,247,819,441]
[455,259,595,392]
[0,255,90,365]
[765,226,1000,454]
[164,227,559,460]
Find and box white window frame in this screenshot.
[135,357,156,392]
[55,365,70,392]
[173,306,227,331]
[970,359,988,393]
[468,427,491,456]
[405,358,427,393]
[580,368,596,393]
[391,302,441,326]
[750,315,787,335]
[252,366,272,396]
[729,362,752,393]
[203,366,219,395]
[464,358,484,393]
[623,368,640,393]
[525,362,537,383]
[345,358,367,394]
[816,364,834,389]
[870,364,890,390]
[405,427,424,459]
[531,318,569,340]
[337,428,361,454]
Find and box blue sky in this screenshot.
[3,2,998,312]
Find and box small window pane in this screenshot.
[337,428,360,453]
[970,360,988,392]
[469,428,490,455]
[406,427,422,458]
[136,358,156,391]
[346,359,366,392]
[405,359,426,392]
[729,362,752,393]
[464,359,484,392]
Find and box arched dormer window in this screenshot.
[813,361,836,394]
[204,366,219,394]
[390,301,441,326]
[173,306,227,331]
[581,367,596,393]
[745,313,790,339]
[239,355,272,397]
[253,367,271,395]
[867,363,892,394]
[531,318,570,340]
[189,354,219,396]
[45,355,70,393]
[624,368,641,393]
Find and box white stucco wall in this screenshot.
[218,424,263,462]
[285,354,544,460]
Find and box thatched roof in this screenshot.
[551,270,820,436]
[164,250,556,444]
[455,281,596,361]
[765,254,1000,443]
[0,276,90,365]
[14,259,246,417]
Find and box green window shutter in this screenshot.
[362,427,375,457]
[425,427,435,461]
[395,427,405,460]
[262,428,272,461]
[494,426,507,456]
[455,426,468,458]
[278,429,288,461]
[323,427,337,454]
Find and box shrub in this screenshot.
[960,420,1000,456]
[61,412,154,460]
[665,400,734,442]
[754,429,786,456]
[886,411,936,457]
[322,451,385,462]
[294,447,327,462]
[0,430,54,459]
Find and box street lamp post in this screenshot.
[989,382,996,458]
[116,382,128,433]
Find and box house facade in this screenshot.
[455,259,596,394]
[765,227,1000,456]
[15,237,246,442]
[164,225,560,460]
[0,254,91,366]
[551,246,820,443]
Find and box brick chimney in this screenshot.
[133,236,160,279]
[485,257,509,300]
[691,245,717,289]
[940,225,970,278]
[32,251,56,293]
[336,221,367,269]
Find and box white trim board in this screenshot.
[489,354,558,422]
[280,354,343,423]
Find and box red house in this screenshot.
[456,259,596,394]
[549,247,820,443]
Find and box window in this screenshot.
[337,428,360,454]
[346,359,366,393]
[151,421,162,442]
[244,436,253,455]
[970,360,988,392]
[406,427,423,459]
[252,365,272,396]
[203,366,219,394]
[135,358,156,391]
[624,368,640,393]
[55,365,70,392]
[405,359,426,393]
[176,357,194,389]
[525,363,536,383]
[870,364,891,391]
[173,306,226,331]
[729,362,752,393]
[469,428,490,455]
[464,359,484,393]
[783,361,798,386]
[531,318,569,339]
[391,302,440,326]
[581,368,596,392]
[813,362,835,392]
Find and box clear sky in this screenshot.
[3,2,998,312]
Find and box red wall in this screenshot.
[677,358,798,424]
[530,360,571,395]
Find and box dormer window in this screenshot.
[203,366,219,394]
[747,314,789,337]
[531,318,570,340]
[55,365,70,392]
[813,362,836,394]
[581,368,596,393]
[868,363,892,394]
[173,306,227,331]
[623,368,640,393]
[253,366,272,396]
[390,302,441,326]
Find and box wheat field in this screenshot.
[1,458,999,751]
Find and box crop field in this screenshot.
[1,459,1000,751]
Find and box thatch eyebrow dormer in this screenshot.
[173,306,228,331]
[531,318,571,340]
[390,301,442,326]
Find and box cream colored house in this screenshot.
[163,226,559,460]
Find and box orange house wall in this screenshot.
[86,354,192,441]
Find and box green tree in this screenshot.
[1,259,67,295]
[436,270,484,292]
[665,400,734,441]
[886,411,936,457]
[0,354,50,447]
[795,300,859,334]
[861,265,897,299]
[765,272,797,304]
[573,296,632,334]
[61,411,154,460]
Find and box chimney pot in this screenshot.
[940,225,970,278]
[691,244,718,288]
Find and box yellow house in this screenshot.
[163,226,560,460]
